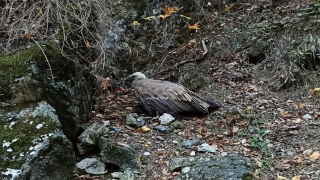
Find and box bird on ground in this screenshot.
[127,72,221,116]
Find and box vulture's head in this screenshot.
[126,72,146,85]
[127,72,146,80]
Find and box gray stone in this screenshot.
[170,121,183,129]
[181,139,199,148]
[171,156,253,180]
[119,170,135,180]
[126,113,138,126]
[198,143,217,153]
[159,113,175,125]
[136,116,146,127]
[0,101,75,180]
[302,114,312,120]
[111,172,123,178]
[154,125,172,133]
[76,158,107,175]
[14,131,75,180]
[78,121,110,145]
[99,136,138,171]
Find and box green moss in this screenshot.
[0,43,68,103]
[0,115,60,170]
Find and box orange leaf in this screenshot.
[310,151,320,161]
[101,77,111,90]
[224,4,234,12]
[188,22,200,30]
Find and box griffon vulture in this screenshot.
[128,72,220,116]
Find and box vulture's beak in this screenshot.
[125,75,135,83]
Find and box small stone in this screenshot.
[181,139,199,148]
[111,172,123,178]
[302,114,312,120]
[303,149,313,155]
[221,152,228,157]
[159,113,175,125]
[182,167,191,173]
[156,136,164,141]
[172,140,179,144]
[143,152,151,156]
[196,135,202,139]
[190,151,195,156]
[286,151,295,156]
[170,121,183,129]
[125,113,138,126]
[137,116,145,127]
[154,125,172,133]
[198,143,217,153]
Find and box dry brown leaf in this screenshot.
[232,126,239,133]
[310,151,320,161]
[188,22,200,30]
[292,118,302,123]
[198,125,203,134]
[245,107,253,111]
[125,107,133,110]
[36,6,43,14]
[85,40,91,48]
[158,158,163,164]
[22,33,33,38]
[224,4,235,12]
[101,77,111,90]
[27,111,33,118]
[292,102,304,108]
[187,39,196,48]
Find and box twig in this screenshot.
[152,39,208,77]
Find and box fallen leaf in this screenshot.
[101,77,111,90]
[180,15,192,20]
[310,151,320,161]
[232,126,239,133]
[277,174,288,180]
[224,4,234,12]
[159,14,170,19]
[132,21,140,26]
[85,40,91,48]
[292,175,301,180]
[158,158,163,164]
[36,6,43,14]
[245,107,253,111]
[211,17,217,22]
[141,126,150,133]
[292,118,302,123]
[22,33,33,38]
[188,22,200,30]
[144,16,156,20]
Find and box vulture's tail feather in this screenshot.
[199,96,221,111]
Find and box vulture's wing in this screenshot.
[133,78,209,115]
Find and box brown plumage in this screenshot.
[128,72,220,116]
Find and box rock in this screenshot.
[99,136,138,171]
[171,156,253,180]
[154,125,172,133]
[0,101,75,180]
[14,132,75,180]
[170,121,183,129]
[221,152,228,157]
[119,170,136,180]
[136,116,146,127]
[143,152,151,156]
[302,114,312,120]
[111,172,123,178]
[181,139,199,148]
[156,136,164,141]
[159,113,175,125]
[190,151,196,156]
[303,149,313,155]
[126,113,138,126]
[198,143,217,153]
[76,158,107,175]
[78,121,110,145]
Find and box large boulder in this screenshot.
[0,101,75,179]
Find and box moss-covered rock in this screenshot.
[1,101,74,179]
[0,42,94,141]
